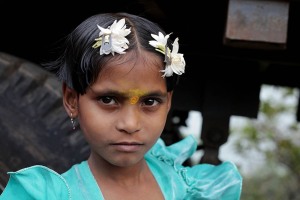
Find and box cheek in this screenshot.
[78,114,114,147]
[145,108,169,131]
[78,115,101,139]
[77,99,109,136]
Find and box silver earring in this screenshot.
[70,113,76,130]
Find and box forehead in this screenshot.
[89,50,168,94]
[98,50,164,81]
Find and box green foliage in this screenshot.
[231,85,300,200]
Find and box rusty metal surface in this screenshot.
[225,0,289,45]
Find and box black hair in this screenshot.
[44,12,180,94]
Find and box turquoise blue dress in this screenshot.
[0,135,242,199]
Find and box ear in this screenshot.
[62,82,79,117]
[167,91,173,112]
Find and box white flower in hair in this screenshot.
[149,32,185,77]
[164,38,185,77]
[149,32,170,54]
[92,18,131,55]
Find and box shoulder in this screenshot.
[146,136,242,200]
[0,165,70,200]
[61,161,104,200]
[185,161,242,199]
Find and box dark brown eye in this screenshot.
[98,96,116,105]
[143,98,160,106]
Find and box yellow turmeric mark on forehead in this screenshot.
[129,96,139,104]
[126,89,147,105]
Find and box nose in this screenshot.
[116,106,141,134]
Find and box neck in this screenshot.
[87,152,149,186]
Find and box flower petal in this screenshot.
[171,38,179,55]
[160,66,174,77]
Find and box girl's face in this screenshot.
[72,52,172,168]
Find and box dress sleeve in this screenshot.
[184,161,242,200]
[149,135,243,200]
[0,165,70,200]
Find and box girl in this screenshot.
[0,12,242,199]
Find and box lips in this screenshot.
[111,142,143,152]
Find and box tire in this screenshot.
[0,52,90,191]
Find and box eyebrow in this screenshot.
[89,88,168,98]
